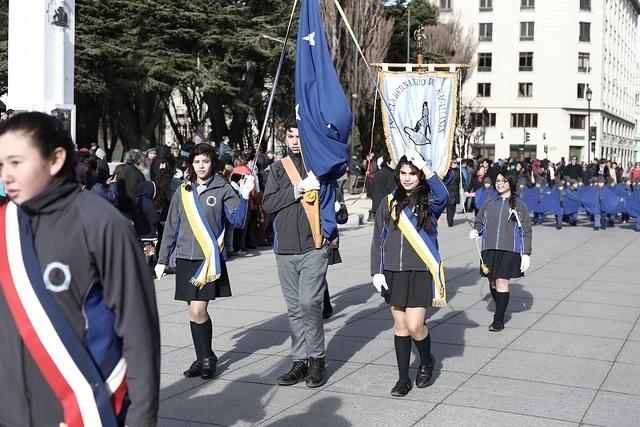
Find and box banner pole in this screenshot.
[254,0,299,172]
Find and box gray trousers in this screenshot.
[276,247,329,361]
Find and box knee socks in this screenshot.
[394,335,412,381]
[489,285,498,302]
[190,321,202,360]
[412,334,432,367]
[190,318,214,359]
[494,291,510,324]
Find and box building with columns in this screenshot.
[433,0,640,164]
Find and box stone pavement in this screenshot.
[155,196,640,427]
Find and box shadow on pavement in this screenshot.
[264,396,350,427]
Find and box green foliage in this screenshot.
[385,0,437,63]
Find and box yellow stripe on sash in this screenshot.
[388,196,447,307]
[180,185,223,287]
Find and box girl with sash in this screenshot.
[370,150,449,397]
[0,112,160,426]
[156,143,252,380]
[469,171,533,332]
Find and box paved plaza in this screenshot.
[156,196,640,427]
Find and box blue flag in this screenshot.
[295,0,352,239]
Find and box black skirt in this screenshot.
[175,258,232,302]
[383,270,433,308]
[480,250,523,279]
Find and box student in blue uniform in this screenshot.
[371,150,449,397]
[470,171,533,331]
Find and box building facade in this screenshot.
[434,0,640,164]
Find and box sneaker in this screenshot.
[277,361,308,386]
[306,357,326,388]
[390,379,412,397]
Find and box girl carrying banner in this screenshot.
[0,112,160,426]
[156,143,252,380]
[470,172,533,332]
[370,150,449,397]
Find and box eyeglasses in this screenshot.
[495,179,508,183]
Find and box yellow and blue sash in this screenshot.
[387,195,447,307]
[180,184,225,288]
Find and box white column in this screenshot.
[8,0,75,139]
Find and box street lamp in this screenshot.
[586,85,592,164]
[482,107,488,158]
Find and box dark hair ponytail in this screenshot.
[498,169,519,212]
[0,111,76,180]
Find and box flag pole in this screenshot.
[254,0,299,173]
[331,0,411,151]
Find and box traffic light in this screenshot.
[544,145,548,154]
[525,131,530,142]
[590,126,597,142]
[590,141,596,152]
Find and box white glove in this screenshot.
[335,201,341,212]
[154,264,166,278]
[298,171,320,192]
[404,149,427,170]
[520,254,531,273]
[468,229,480,240]
[372,274,389,293]
[239,175,255,199]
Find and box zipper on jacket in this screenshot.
[496,198,505,248]
[399,233,404,270]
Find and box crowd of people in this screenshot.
[1,108,638,425]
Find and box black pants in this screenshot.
[446,204,456,227]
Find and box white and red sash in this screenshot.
[0,202,127,427]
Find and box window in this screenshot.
[470,112,497,127]
[578,52,590,72]
[579,22,591,42]
[577,83,587,98]
[520,22,534,40]
[440,0,452,10]
[570,114,586,129]
[477,83,492,97]
[521,0,535,9]
[511,113,538,128]
[518,82,533,97]
[479,23,493,41]
[480,0,492,10]
[580,0,591,11]
[519,52,533,71]
[478,52,492,71]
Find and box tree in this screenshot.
[321,0,395,156]
[385,0,438,64]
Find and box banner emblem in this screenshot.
[379,71,458,178]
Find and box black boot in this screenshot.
[184,321,203,377]
[200,354,218,379]
[306,357,326,388]
[277,360,309,386]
